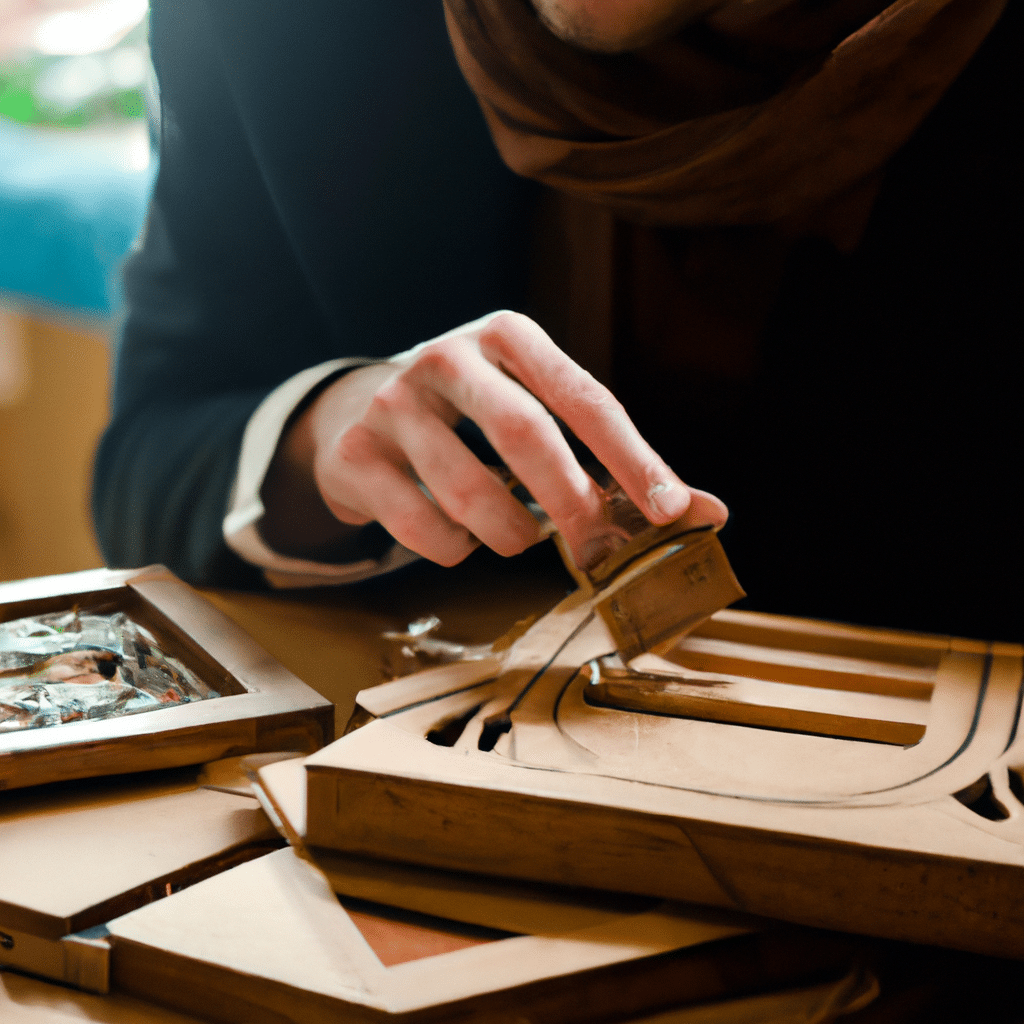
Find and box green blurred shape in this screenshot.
[0,87,40,124]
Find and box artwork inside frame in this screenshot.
[2,605,222,734]
[0,566,334,791]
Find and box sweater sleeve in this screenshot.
[92,0,535,587]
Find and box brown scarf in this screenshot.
[444,0,1006,233]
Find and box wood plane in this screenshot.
[0,566,334,790]
[105,756,877,1024]
[300,522,1024,960]
[0,759,282,992]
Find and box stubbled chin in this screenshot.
[529,0,696,53]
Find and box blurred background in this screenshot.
[0,0,154,582]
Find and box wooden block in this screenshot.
[597,531,744,660]
[253,755,681,936]
[0,926,110,994]
[0,567,334,790]
[586,655,928,744]
[301,537,1024,959]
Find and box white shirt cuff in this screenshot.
[222,358,419,588]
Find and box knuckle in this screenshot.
[480,311,546,359]
[412,339,464,381]
[369,378,414,418]
[432,461,501,524]
[331,423,377,465]
[385,507,424,546]
[584,378,622,412]
[552,367,620,417]
[444,478,486,523]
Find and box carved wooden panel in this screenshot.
[302,528,1024,959]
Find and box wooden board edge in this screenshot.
[306,763,1024,960]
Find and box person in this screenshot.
[93,0,1021,640]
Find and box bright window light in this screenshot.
[33,0,148,57]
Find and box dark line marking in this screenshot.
[858,650,993,796]
[506,612,596,717]
[552,663,586,726]
[379,676,498,718]
[533,651,998,806]
[594,526,714,589]
[1003,658,1024,753]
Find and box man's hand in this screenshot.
[260,311,727,569]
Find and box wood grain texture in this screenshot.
[597,531,744,659]
[586,658,928,744]
[256,753,677,936]
[105,751,866,1023]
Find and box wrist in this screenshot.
[258,365,386,561]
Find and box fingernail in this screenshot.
[647,480,689,520]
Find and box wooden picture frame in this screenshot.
[0,566,333,790]
[299,526,1024,961]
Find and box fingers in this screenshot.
[678,488,730,530]
[476,313,692,525]
[313,424,480,566]
[405,334,610,563]
[391,311,727,565]
[377,390,544,557]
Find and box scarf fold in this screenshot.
[444,0,1006,229]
